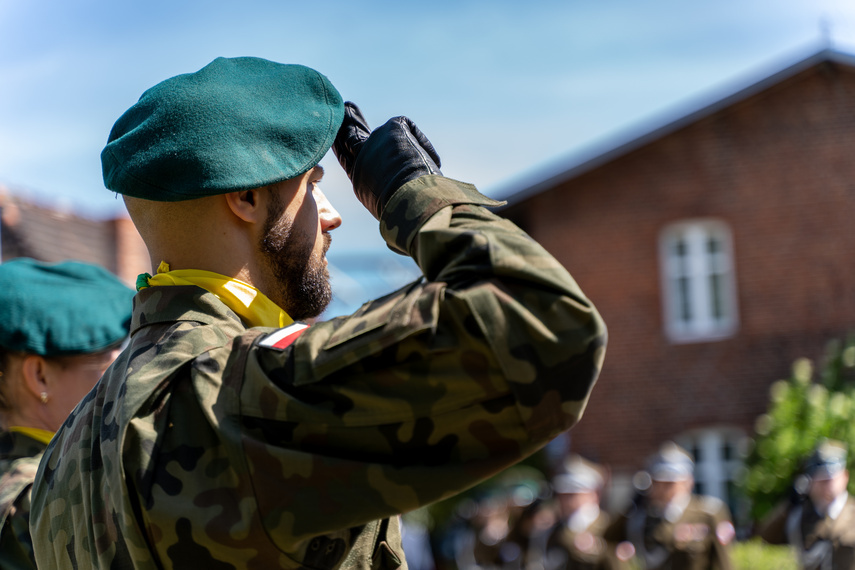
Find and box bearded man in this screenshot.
[30,56,607,569]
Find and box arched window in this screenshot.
[659,220,738,342]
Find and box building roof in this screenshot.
[0,188,149,286]
[0,190,115,266]
[494,47,855,207]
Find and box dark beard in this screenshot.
[260,191,333,321]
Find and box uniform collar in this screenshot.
[827,491,848,520]
[567,503,600,533]
[663,492,692,523]
[7,427,53,446]
[130,285,251,337]
[137,262,292,329]
[0,429,49,460]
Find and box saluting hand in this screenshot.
[332,102,442,220]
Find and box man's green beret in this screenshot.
[101,57,344,201]
[0,258,134,356]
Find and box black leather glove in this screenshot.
[333,102,442,220]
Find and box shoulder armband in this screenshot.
[258,323,309,350]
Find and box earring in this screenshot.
[40,392,48,404]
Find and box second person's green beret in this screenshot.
[101,57,344,201]
[0,258,134,356]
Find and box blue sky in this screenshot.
[1,0,854,266]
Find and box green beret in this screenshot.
[0,258,134,356]
[101,57,344,201]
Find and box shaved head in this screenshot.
[123,195,217,252]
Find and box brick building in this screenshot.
[0,189,149,287]
[497,48,855,516]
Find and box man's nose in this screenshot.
[316,187,342,232]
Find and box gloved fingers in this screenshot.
[333,102,371,180]
[401,117,442,170]
[347,112,444,220]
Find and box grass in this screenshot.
[730,539,798,570]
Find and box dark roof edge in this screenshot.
[494,46,855,207]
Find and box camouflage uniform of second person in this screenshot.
[31,175,608,569]
[0,432,43,569]
[0,258,133,570]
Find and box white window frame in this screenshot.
[659,219,739,343]
[675,427,749,528]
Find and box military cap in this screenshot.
[646,441,694,482]
[805,440,848,480]
[0,258,134,356]
[101,56,344,201]
[553,454,604,494]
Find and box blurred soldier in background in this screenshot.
[541,454,620,570]
[455,490,512,570]
[456,474,552,570]
[499,482,554,570]
[758,439,855,569]
[605,441,735,570]
[0,258,132,569]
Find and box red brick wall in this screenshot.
[113,216,150,288]
[505,61,855,475]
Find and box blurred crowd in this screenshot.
[1,257,853,569]
[403,439,854,570]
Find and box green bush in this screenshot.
[741,335,855,520]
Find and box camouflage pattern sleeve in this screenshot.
[29,175,605,570]
[0,490,37,570]
[239,176,607,554]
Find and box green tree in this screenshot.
[742,335,855,521]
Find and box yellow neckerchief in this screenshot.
[137,261,293,328]
[9,426,53,446]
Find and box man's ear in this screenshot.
[224,188,264,223]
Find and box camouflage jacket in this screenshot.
[30,176,607,569]
[0,431,44,570]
